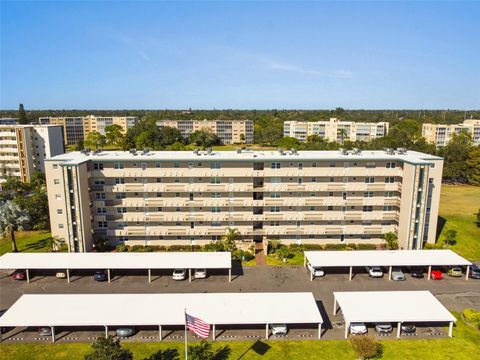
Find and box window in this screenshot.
[115,192,126,199]
[385,191,394,197]
[212,207,221,213]
[115,178,125,184]
[95,193,106,200]
[174,178,180,183]
[329,192,334,197]
[329,177,334,182]
[156,193,162,197]
[114,163,124,170]
[310,206,315,211]
[312,162,317,167]
[271,162,281,169]
[363,192,373,197]
[93,163,103,170]
[97,207,107,214]
[55,194,61,200]
[211,192,221,198]
[211,162,221,169]
[156,178,162,183]
[363,206,373,212]
[298,163,303,170]
[328,206,333,211]
[97,221,108,228]
[117,207,127,213]
[94,179,105,185]
[385,177,395,183]
[386,162,396,169]
[329,162,336,168]
[211,177,221,184]
[270,206,280,212]
[383,206,394,211]
[212,221,222,227]
[366,162,376,168]
[57,209,63,214]
[53,164,58,169]
[58,224,64,229]
[270,221,280,226]
[174,162,180,168]
[155,162,161,168]
[311,177,317,182]
[365,177,375,183]
[271,177,281,184]
[54,179,60,184]
[175,207,181,212]
[270,192,280,198]
[132,162,137,167]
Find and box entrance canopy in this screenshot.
[0,252,231,270]
[305,249,471,268]
[0,292,323,327]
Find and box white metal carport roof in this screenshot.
[333,291,456,338]
[305,249,471,268]
[0,293,323,340]
[0,252,231,270]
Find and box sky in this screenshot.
[1,1,479,110]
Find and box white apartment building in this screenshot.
[284,118,389,142]
[0,124,64,185]
[156,119,254,144]
[46,148,442,253]
[422,120,480,147]
[39,115,138,145]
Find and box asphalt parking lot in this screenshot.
[1,265,479,343]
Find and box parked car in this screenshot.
[410,267,425,279]
[375,323,393,333]
[116,327,135,337]
[401,323,416,334]
[194,269,207,279]
[430,269,444,280]
[448,267,463,277]
[365,266,383,278]
[350,322,368,335]
[470,263,480,279]
[93,270,108,282]
[307,263,325,277]
[172,268,186,280]
[38,327,52,336]
[11,270,26,281]
[270,324,287,335]
[56,271,67,279]
[391,267,405,281]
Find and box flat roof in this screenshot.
[0,252,231,270]
[334,291,456,323]
[0,293,322,327]
[47,149,442,166]
[305,249,471,268]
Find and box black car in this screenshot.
[401,323,416,334]
[470,264,480,279]
[93,270,108,282]
[410,267,424,278]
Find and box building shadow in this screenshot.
[315,300,331,336]
[435,216,447,243]
[236,340,271,360]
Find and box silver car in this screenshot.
[375,323,393,333]
[391,267,405,281]
[116,327,135,337]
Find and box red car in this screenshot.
[11,270,26,281]
[430,269,444,280]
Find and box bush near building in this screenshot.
[349,335,383,360]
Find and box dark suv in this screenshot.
[93,270,108,282]
[410,267,425,279]
[470,264,480,279]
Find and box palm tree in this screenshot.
[0,201,30,252]
[338,128,348,143]
[46,236,62,252]
[221,227,240,252]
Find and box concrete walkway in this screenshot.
[255,242,266,265]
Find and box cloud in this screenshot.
[264,59,352,78]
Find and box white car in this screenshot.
[55,271,67,279]
[350,322,368,335]
[307,263,325,277]
[194,268,207,279]
[172,269,186,281]
[270,323,287,335]
[391,267,405,281]
[365,266,383,278]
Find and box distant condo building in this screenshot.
[46,148,442,253]
[156,119,254,144]
[0,124,64,185]
[0,118,18,125]
[422,120,480,147]
[284,118,389,142]
[39,115,138,145]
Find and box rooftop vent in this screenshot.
[397,148,407,155]
[352,148,362,155]
[207,147,212,155]
[193,148,199,155]
[339,148,347,155]
[129,148,137,155]
[384,148,395,155]
[291,148,298,155]
[237,148,242,154]
[278,148,284,155]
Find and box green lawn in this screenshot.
[0,230,52,256]
[266,252,304,266]
[437,185,480,260]
[1,312,478,360]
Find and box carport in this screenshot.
[333,291,456,339]
[0,292,323,342]
[304,249,472,281]
[0,252,232,283]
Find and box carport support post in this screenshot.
[449,322,453,337]
[318,323,322,339]
[51,326,55,343]
[349,266,352,281]
[66,269,70,283]
[158,325,162,341]
[427,266,431,280]
[148,269,151,283]
[212,324,216,340]
[389,266,392,281]
[397,322,401,338]
[465,266,470,281]
[105,325,108,338]
[26,269,30,283]
[344,322,349,339]
[265,323,269,339]
[188,268,192,282]
[107,269,111,283]
[228,268,231,282]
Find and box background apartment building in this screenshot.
[422,120,480,147]
[0,124,64,185]
[39,115,138,145]
[284,118,389,142]
[46,149,442,253]
[156,119,254,144]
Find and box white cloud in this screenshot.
[264,59,352,78]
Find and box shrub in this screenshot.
[267,239,282,254]
[350,335,383,359]
[115,244,129,252]
[204,241,224,252]
[288,243,304,253]
[324,243,347,250]
[302,244,324,250]
[346,243,357,250]
[275,245,292,261]
[356,244,377,250]
[232,249,254,261]
[463,309,480,329]
[129,245,146,252]
[423,243,437,250]
[167,245,191,252]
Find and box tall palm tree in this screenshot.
[0,201,30,252]
[221,227,240,251]
[338,128,348,143]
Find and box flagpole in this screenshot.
[184,308,188,360]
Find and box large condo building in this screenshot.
[46,149,442,253]
[422,120,480,147]
[39,115,138,145]
[284,118,389,142]
[156,119,254,144]
[0,124,64,185]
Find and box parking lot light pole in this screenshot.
[51,326,55,343]
[397,322,401,338]
[427,266,431,280]
[465,266,470,281]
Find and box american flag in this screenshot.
[186,313,210,338]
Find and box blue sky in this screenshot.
[1,1,479,109]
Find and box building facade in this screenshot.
[0,125,64,185]
[284,118,389,142]
[422,120,480,147]
[156,120,254,144]
[39,115,138,145]
[0,118,18,125]
[46,149,442,253]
